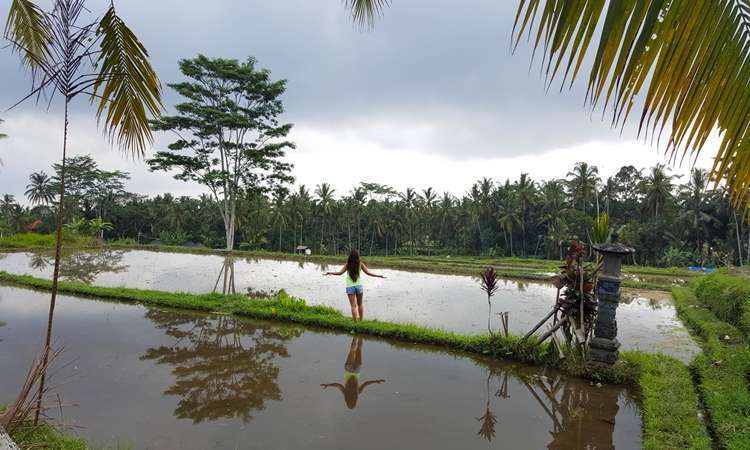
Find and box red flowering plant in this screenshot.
[480,267,500,335]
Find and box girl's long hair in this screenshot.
[347,250,360,282]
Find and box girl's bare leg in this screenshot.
[347,294,359,321]
[356,292,364,321]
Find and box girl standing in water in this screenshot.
[323,249,385,321]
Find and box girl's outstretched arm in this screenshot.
[361,263,386,278]
[324,264,348,276]
[359,379,386,393]
[321,383,345,394]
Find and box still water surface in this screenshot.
[0,286,641,449]
[0,249,699,361]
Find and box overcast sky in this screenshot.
[0,0,716,201]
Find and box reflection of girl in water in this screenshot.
[323,249,385,321]
[321,336,385,409]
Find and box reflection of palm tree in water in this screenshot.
[321,336,385,409]
[141,308,301,423]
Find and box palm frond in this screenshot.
[93,6,162,157]
[344,0,389,29]
[4,0,52,70]
[513,0,750,209]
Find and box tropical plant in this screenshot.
[343,0,750,208]
[0,118,7,140]
[479,267,500,335]
[24,171,55,206]
[4,0,162,423]
[566,162,600,215]
[640,164,675,219]
[511,0,750,209]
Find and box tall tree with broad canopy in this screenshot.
[4,0,162,424]
[148,55,295,251]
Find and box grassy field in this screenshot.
[0,270,711,449]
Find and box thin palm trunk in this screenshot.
[734,211,744,266]
[35,99,69,424]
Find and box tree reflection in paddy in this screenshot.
[27,249,127,284]
[140,309,301,423]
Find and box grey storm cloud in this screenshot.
[0,0,630,161]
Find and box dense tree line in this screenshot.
[1,156,747,267]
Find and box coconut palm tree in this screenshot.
[25,171,55,206]
[347,1,750,208]
[678,169,718,252]
[566,162,600,215]
[315,183,335,253]
[640,164,675,219]
[270,190,289,252]
[5,0,162,423]
[514,173,536,256]
[510,0,750,209]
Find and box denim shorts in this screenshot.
[346,285,364,295]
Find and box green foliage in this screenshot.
[673,287,750,449]
[513,0,750,210]
[10,421,87,450]
[64,218,113,237]
[0,232,94,249]
[694,273,750,337]
[6,0,162,156]
[148,55,295,250]
[591,212,609,244]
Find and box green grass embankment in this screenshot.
[0,271,711,449]
[673,286,750,449]
[0,233,95,250]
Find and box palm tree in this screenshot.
[25,171,55,206]
[538,180,569,259]
[514,173,536,256]
[347,1,750,207]
[270,191,289,252]
[400,187,419,255]
[678,169,718,252]
[5,0,162,423]
[0,118,7,140]
[566,162,600,215]
[315,183,335,253]
[497,191,521,256]
[509,0,750,209]
[640,164,675,219]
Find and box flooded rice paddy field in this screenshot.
[0,249,700,361]
[0,286,641,449]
